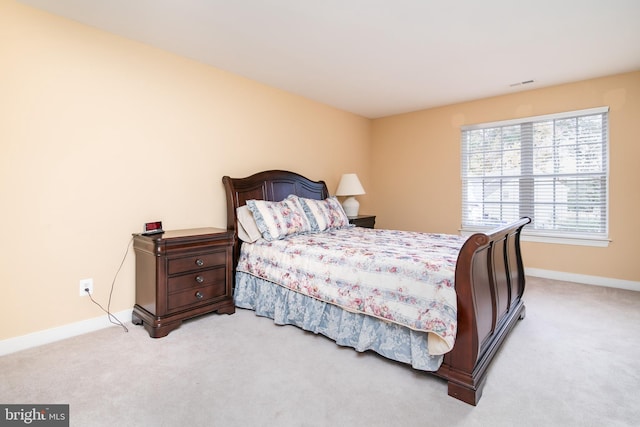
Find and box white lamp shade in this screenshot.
[335,174,365,196]
[336,173,365,217]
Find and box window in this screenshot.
[461,107,609,246]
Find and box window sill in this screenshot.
[460,229,610,248]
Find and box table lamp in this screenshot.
[335,173,365,217]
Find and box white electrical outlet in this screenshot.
[79,278,94,296]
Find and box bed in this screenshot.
[223,170,530,405]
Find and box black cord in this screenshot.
[87,292,128,332]
[86,236,133,333]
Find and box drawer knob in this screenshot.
[195,259,204,267]
[195,275,204,283]
[195,291,204,300]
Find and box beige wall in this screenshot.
[2,0,638,343]
[0,1,371,340]
[371,71,640,283]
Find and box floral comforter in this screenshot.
[236,227,467,355]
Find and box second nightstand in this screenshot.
[348,215,376,229]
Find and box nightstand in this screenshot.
[349,215,376,229]
[132,228,235,338]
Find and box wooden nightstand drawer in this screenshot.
[167,251,226,275]
[132,227,235,338]
[167,282,227,312]
[167,266,226,293]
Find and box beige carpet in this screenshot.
[1,277,639,426]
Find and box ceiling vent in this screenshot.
[510,79,535,87]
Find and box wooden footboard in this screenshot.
[435,217,531,405]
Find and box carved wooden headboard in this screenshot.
[222,170,329,270]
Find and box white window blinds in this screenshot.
[461,107,609,241]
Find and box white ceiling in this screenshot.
[18,0,640,118]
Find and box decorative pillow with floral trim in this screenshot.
[298,196,352,232]
[246,195,312,241]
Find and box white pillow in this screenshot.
[236,205,262,243]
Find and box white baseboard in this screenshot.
[2,270,638,357]
[0,309,132,357]
[526,268,639,292]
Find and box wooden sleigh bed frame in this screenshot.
[223,169,530,405]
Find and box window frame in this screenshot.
[460,106,610,247]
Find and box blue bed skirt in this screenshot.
[234,271,443,371]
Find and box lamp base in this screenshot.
[341,197,360,217]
